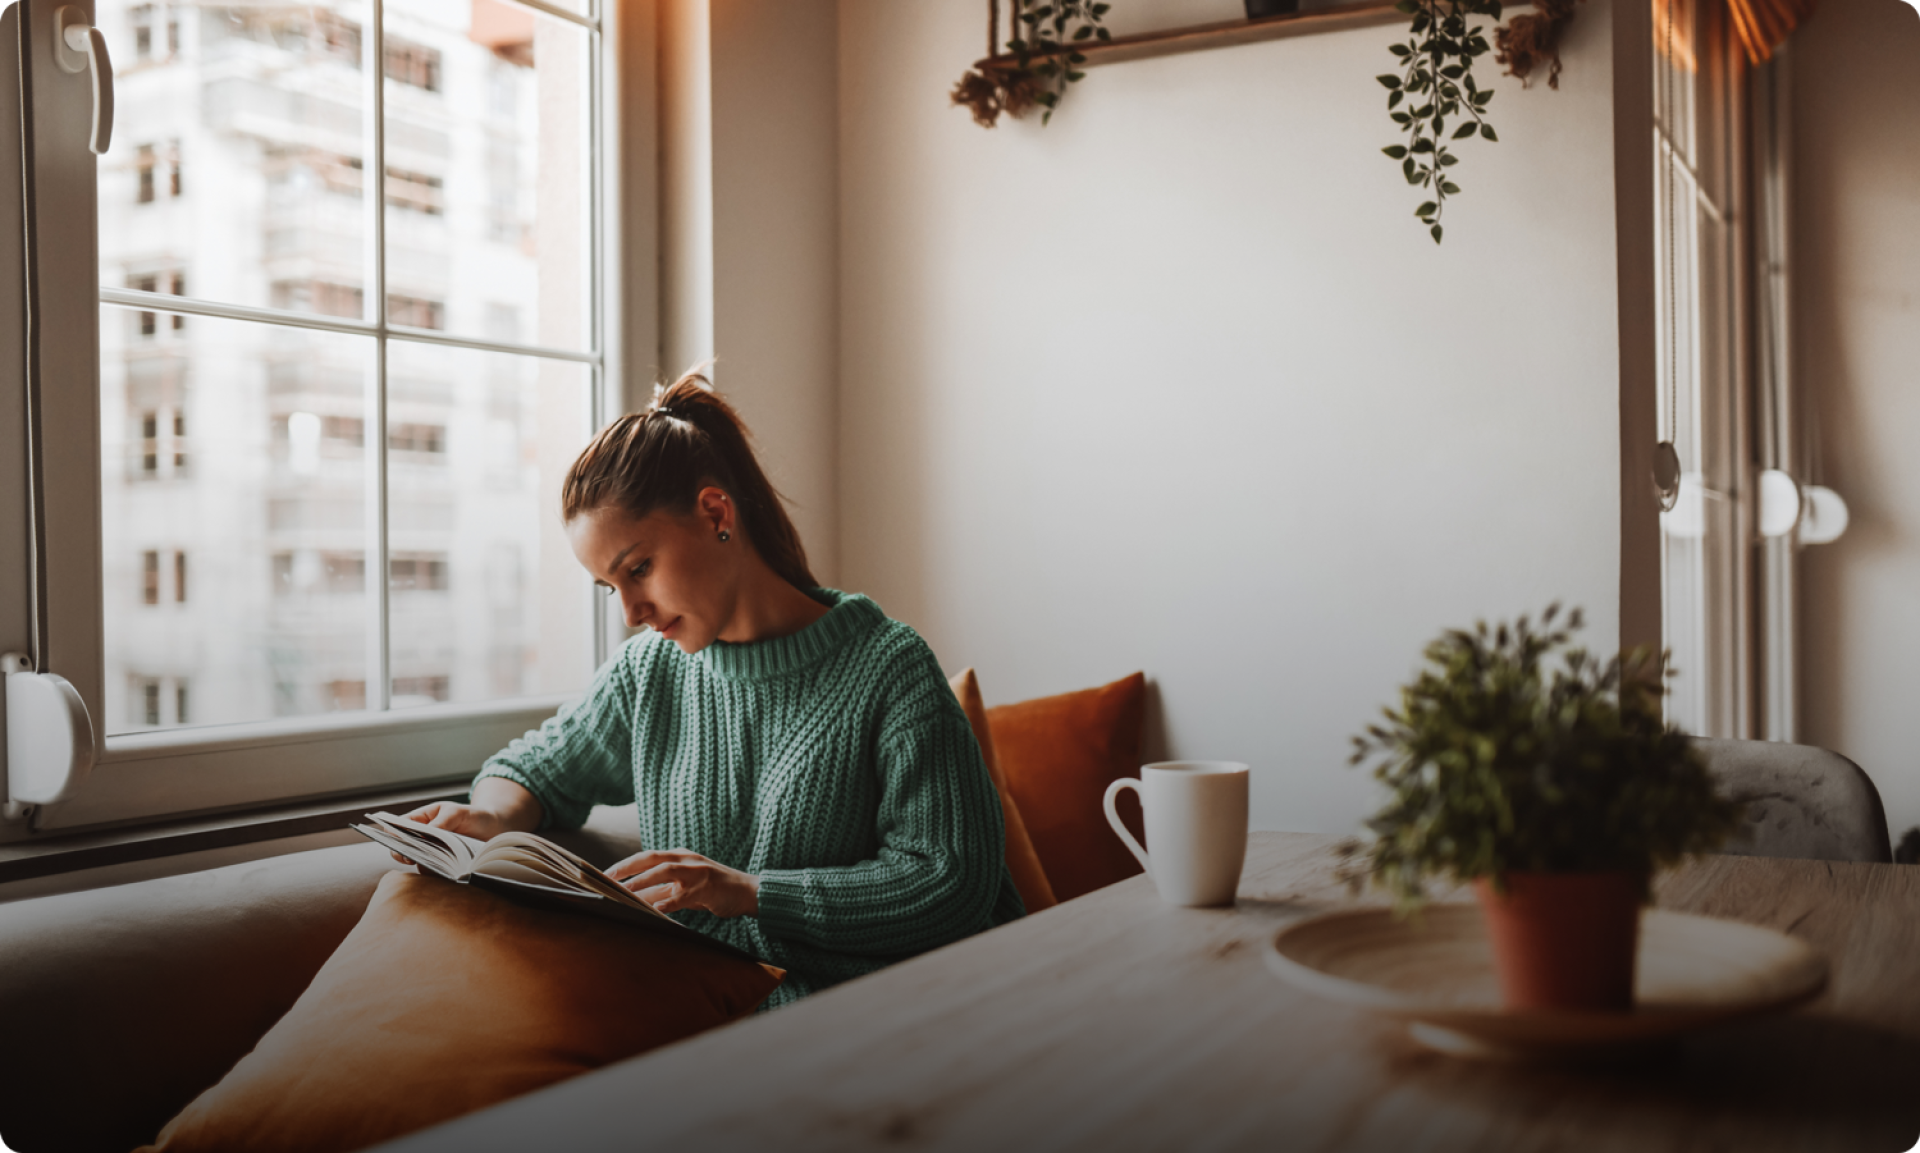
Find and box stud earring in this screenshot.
[718,530,730,542]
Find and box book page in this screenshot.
[475,833,670,919]
[361,812,482,876]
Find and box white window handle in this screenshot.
[53,5,112,155]
[2,652,95,817]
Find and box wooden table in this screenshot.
[380,832,1920,1152]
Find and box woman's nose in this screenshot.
[623,594,647,630]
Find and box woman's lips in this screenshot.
[657,617,681,638]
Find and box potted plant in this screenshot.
[1340,605,1745,1012]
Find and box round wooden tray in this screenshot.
[1264,904,1829,1059]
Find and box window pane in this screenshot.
[383,0,591,351]
[97,1,372,322]
[386,342,593,708]
[101,306,375,733]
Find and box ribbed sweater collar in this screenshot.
[696,588,883,682]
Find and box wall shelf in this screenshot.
[973,0,1530,71]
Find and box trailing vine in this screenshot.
[1379,0,1502,244]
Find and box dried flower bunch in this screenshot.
[1339,605,1745,913]
[952,0,1112,129]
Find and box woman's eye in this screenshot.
[628,560,650,581]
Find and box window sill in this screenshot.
[0,781,466,886]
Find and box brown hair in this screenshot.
[561,368,817,590]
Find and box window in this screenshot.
[3,0,618,837]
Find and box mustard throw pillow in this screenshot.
[139,871,783,1153]
[987,672,1148,903]
[949,667,1059,914]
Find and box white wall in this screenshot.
[1794,0,1920,844]
[837,0,1628,834]
[662,0,843,587]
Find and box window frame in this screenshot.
[3,0,640,843]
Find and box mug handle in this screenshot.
[1102,777,1149,873]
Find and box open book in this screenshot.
[350,812,764,965]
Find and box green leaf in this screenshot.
[1068,52,1087,63]
[1452,121,1477,139]
[1378,74,1403,89]
[1092,2,1111,14]
[1441,181,1461,194]
[1065,70,1086,81]
[1390,43,1412,57]
[1433,117,1445,136]
[1441,65,1464,79]
[1097,27,1112,40]
[1404,161,1421,184]
[1416,200,1438,217]
[1073,25,1093,39]
[1476,89,1495,106]
[1394,0,1418,12]
[1411,137,1434,153]
[1439,153,1460,165]
[1391,110,1411,123]
[1431,222,1444,243]
[1480,122,1498,141]
[1383,145,1409,159]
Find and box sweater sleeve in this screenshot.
[752,673,1014,957]
[473,641,641,831]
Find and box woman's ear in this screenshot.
[694,486,735,538]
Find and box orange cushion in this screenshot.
[949,668,1058,914]
[987,673,1147,902]
[139,872,783,1153]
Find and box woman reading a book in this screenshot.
[400,368,1023,1008]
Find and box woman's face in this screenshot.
[566,491,738,654]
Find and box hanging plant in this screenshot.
[1378,0,1503,245]
[1380,0,1589,243]
[952,0,1113,128]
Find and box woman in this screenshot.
[403,369,1023,1007]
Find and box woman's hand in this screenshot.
[608,849,761,919]
[389,779,544,865]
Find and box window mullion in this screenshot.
[365,0,391,712]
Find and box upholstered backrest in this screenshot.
[0,806,649,1153]
[1692,738,1894,864]
[0,842,403,1153]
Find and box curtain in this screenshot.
[1726,0,1819,63]
[1655,0,1819,69]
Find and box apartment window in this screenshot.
[387,294,444,331]
[389,422,446,454]
[130,4,152,58]
[130,269,187,335]
[392,675,451,704]
[390,554,450,591]
[141,550,160,605]
[271,279,366,321]
[23,0,610,831]
[384,36,442,92]
[138,410,159,474]
[385,167,444,216]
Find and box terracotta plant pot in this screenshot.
[1473,871,1644,1013]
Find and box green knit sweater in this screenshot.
[474,589,1024,1009]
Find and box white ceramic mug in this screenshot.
[1103,761,1250,907]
